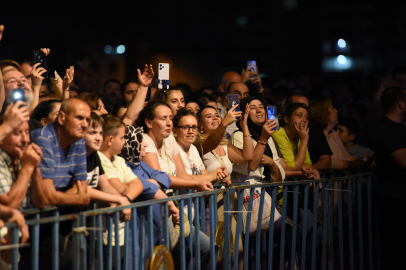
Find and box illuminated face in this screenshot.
[146,105,173,140]
[85,124,103,152]
[248,100,266,126]
[286,107,308,131]
[173,116,198,147]
[166,91,185,116]
[97,99,108,115]
[0,122,30,159]
[200,107,221,134]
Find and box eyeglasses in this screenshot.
[176,125,198,132]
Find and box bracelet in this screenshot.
[124,195,132,203]
[257,140,267,146]
[244,134,251,137]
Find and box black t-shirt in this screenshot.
[308,125,333,163]
[86,151,105,188]
[375,117,406,190]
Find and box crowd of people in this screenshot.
[0,23,405,269]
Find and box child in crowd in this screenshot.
[336,118,374,158]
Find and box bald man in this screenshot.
[217,71,243,119]
[30,98,91,207]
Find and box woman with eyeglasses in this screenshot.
[173,108,230,183]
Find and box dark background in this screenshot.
[1,0,406,97]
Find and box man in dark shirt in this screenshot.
[374,86,406,268]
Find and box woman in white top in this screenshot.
[173,108,230,184]
[197,104,254,180]
[230,97,285,183]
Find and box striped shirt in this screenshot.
[0,149,31,209]
[30,123,87,191]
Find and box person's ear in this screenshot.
[284,114,289,124]
[172,127,177,136]
[219,84,225,93]
[107,135,114,147]
[57,111,65,125]
[348,133,356,142]
[41,118,48,126]
[145,118,153,129]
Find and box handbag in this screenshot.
[166,190,191,237]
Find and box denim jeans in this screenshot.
[188,225,219,269]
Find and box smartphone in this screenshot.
[12,88,26,104]
[158,63,170,81]
[266,106,279,130]
[33,51,55,79]
[247,60,257,79]
[227,94,240,120]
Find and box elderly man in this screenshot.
[31,98,91,206]
[21,98,91,270]
[0,119,46,210]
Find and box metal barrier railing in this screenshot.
[0,172,374,270]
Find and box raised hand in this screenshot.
[241,68,252,83]
[39,48,50,56]
[137,64,154,87]
[223,104,242,126]
[20,144,43,169]
[261,119,278,139]
[31,63,47,88]
[63,66,75,91]
[0,25,4,42]
[240,102,250,128]
[294,120,309,142]
[2,101,30,131]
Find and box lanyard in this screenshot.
[163,140,172,176]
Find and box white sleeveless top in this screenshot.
[203,145,233,175]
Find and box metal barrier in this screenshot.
[0,172,374,270]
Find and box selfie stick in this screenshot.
[156,79,171,101]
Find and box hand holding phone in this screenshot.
[227,94,241,120]
[266,106,279,130]
[12,89,26,104]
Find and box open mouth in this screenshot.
[256,114,264,118]
[212,122,219,126]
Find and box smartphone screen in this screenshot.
[227,94,240,120]
[267,106,279,130]
[12,88,26,104]
[247,60,257,79]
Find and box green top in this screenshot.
[271,127,312,168]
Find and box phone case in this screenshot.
[247,60,257,79]
[267,106,279,130]
[158,63,170,81]
[33,51,48,78]
[227,94,240,120]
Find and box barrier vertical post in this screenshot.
[209,194,216,270]
[88,204,96,270]
[123,221,129,269]
[96,213,103,270]
[79,213,87,270]
[200,197,205,234]
[357,177,364,270]
[194,197,201,270]
[348,178,355,270]
[311,182,320,270]
[322,182,328,270]
[279,186,288,270]
[268,187,277,270]
[290,184,299,270]
[72,217,80,270]
[10,226,19,270]
[255,187,266,269]
[32,212,40,270]
[233,188,244,270]
[148,205,154,267]
[337,180,344,270]
[300,184,309,270]
[367,175,373,270]
[224,188,232,270]
[114,211,121,270]
[244,188,255,270]
[52,210,59,270]
[186,198,193,270]
[327,181,334,270]
[131,208,139,270]
[140,209,146,270]
[162,202,169,249]
[179,199,186,270]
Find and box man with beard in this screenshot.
[1,64,46,131]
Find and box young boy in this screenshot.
[336,118,374,158]
[98,115,179,268]
[84,113,131,220]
